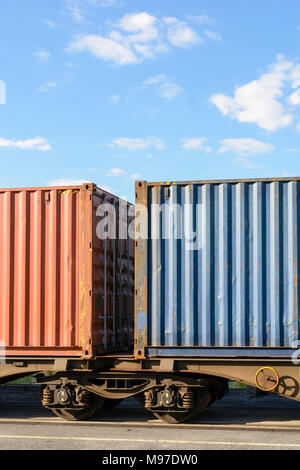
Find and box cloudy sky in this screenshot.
[1,0,300,201]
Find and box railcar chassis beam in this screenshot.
[1,356,300,402]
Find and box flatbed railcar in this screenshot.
[1,178,300,424]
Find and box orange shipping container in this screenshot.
[0,183,134,357]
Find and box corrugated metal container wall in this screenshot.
[91,188,134,355]
[135,179,300,357]
[0,183,134,357]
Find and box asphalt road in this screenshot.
[1,420,300,450]
[0,392,300,450]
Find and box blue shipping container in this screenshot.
[135,178,300,358]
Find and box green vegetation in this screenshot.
[228,381,247,389]
[8,375,35,384]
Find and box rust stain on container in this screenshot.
[0,183,134,357]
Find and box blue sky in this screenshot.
[1,0,300,201]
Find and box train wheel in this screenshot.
[153,409,196,424]
[52,395,106,421]
[153,388,211,424]
[52,406,98,421]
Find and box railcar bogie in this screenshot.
[36,370,229,423]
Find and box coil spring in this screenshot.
[42,387,54,406]
[182,392,194,410]
[144,392,153,408]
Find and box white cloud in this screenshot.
[64,0,85,22]
[113,13,159,48]
[288,89,300,105]
[282,147,298,152]
[116,12,157,33]
[163,17,201,48]
[110,94,120,105]
[219,138,275,156]
[100,0,123,6]
[186,14,215,25]
[43,19,56,28]
[99,184,114,193]
[160,81,183,99]
[133,43,167,59]
[64,0,125,24]
[0,137,51,152]
[33,49,50,63]
[181,137,211,153]
[68,34,139,65]
[110,136,165,151]
[204,30,222,41]
[68,11,208,65]
[38,81,57,93]
[210,54,300,131]
[47,178,90,186]
[131,173,141,179]
[106,167,126,176]
[65,61,77,68]
[0,80,6,105]
[143,75,165,86]
[143,74,184,99]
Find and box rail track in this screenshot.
[1,387,300,433]
[1,403,300,433]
